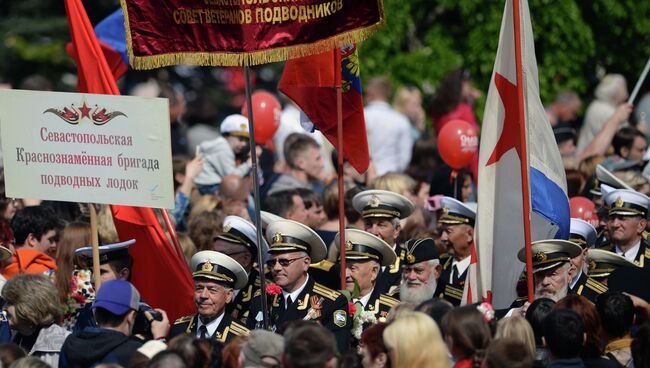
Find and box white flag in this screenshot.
[467,0,570,308]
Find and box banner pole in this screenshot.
[89,203,101,290]
[244,65,269,330]
[334,48,347,291]
[628,57,650,104]
[158,208,189,272]
[512,0,535,303]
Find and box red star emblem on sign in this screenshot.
[486,73,521,166]
[78,101,91,119]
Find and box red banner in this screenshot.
[120,0,384,68]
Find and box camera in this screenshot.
[133,302,162,339]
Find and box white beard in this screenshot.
[534,284,568,302]
[400,277,437,305]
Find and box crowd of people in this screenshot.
[0,68,649,368]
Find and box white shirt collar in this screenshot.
[282,275,310,306]
[196,311,224,338]
[616,240,641,263]
[358,288,374,308]
[570,270,583,289]
[450,256,471,283]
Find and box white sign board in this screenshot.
[0,89,174,208]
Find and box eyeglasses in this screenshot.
[265,256,306,268]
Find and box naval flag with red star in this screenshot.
[464,0,570,308]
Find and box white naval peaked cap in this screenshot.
[266,219,327,262]
[604,189,650,217]
[220,114,249,137]
[439,196,476,226]
[334,229,396,267]
[190,250,248,290]
[352,189,414,220]
[569,218,597,249]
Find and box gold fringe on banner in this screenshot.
[119,0,385,69]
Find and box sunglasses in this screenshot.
[265,256,306,268]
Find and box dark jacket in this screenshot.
[546,358,586,368]
[59,327,142,368]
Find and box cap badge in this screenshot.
[202,262,214,272]
[442,207,449,215]
[535,252,547,263]
[239,123,247,130]
[369,195,380,208]
[594,178,599,188]
[345,240,354,251]
[273,233,283,244]
[589,259,596,272]
[223,223,232,233]
[615,197,624,208]
[406,253,416,263]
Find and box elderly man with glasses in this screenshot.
[247,219,351,353]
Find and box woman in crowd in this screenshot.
[53,222,94,330]
[2,274,69,367]
[555,295,620,368]
[383,311,448,368]
[494,317,535,362]
[442,305,491,368]
[360,323,390,368]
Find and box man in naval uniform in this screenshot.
[601,189,650,269]
[568,218,608,302]
[169,251,250,343]
[399,238,442,305]
[503,240,582,317]
[352,189,414,295]
[587,248,638,286]
[434,196,475,306]
[212,215,267,322]
[247,219,351,353]
[334,229,399,323]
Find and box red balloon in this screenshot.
[569,196,599,228]
[437,119,478,169]
[241,91,281,145]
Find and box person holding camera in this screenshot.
[169,250,250,343]
[59,280,170,367]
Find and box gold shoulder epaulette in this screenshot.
[645,247,650,259]
[253,289,262,297]
[388,285,400,297]
[585,278,608,294]
[310,260,335,272]
[379,294,400,308]
[313,282,341,301]
[174,315,193,325]
[230,321,250,336]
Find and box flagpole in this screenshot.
[628,57,650,104]
[512,0,535,303]
[334,48,347,290]
[244,65,269,330]
[89,203,101,290]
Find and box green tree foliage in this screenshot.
[360,0,649,113]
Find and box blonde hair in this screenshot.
[594,74,627,105]
[371,172,416,195]
[495,317,536,360]
[2,274,63,327]
[97,204,119,244]
[383,311,449,368]
[177,232,197,265]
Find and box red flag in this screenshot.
[279,46,370,173]
[64,0,194,320]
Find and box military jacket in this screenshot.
[169,313,249,343]
[247,276,351,353]
[569,272,608,303]
[434,256,468,306]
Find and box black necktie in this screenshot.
[286,296,293,310]
[452,265,459,285]
[199,325,208,339]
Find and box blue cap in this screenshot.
[93,280,140,315]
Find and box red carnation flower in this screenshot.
[348,301,356,317]
[266,283,282,295]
